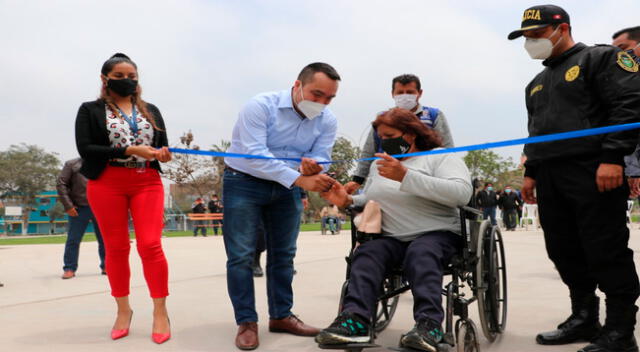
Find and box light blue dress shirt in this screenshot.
[225,89,338,188]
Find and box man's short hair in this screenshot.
[613,26,640,42]
[392,74,421,91]
[297,63,341,84]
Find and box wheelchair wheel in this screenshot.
[476,225,508,342]
[455,319,480,352]
[374,275,402,333]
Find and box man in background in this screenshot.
[192,198,207,237]
[208,194,223,236]
[345,74,454,194]
[57,158,105,279]
[476,183,498,226]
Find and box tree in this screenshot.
[328,137,361,185]
[305,137,361,222]
[463,150,517,188]
[163,131,217,199]
[210,139,231,196]
[47,201,65,234]
[0,144,61,234]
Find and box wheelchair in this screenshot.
[318,205,507,352]
[322,216,342,236]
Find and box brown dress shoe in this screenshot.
[269,314,320,336]
[235,322,259,350]
[61,270,75,279]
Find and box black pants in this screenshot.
[503,209,518,230]
[536,155,640,305]
[254,220,266,265]
[212,219,223,235]
[193,220,206,236]
[342,232,460,325]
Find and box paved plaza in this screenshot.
[1,228,640,352]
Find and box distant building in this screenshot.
[0,191,97,235]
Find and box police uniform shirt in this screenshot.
[524,43,640,178]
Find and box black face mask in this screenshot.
[107,78,138,97]
[380,135,411,156]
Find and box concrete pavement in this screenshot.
[1,228,640,352]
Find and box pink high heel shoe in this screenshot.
[111,311,133,340]
[152,317,171,344]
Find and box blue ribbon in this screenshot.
[168,122,640,164]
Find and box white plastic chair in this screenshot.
[520,204,539,230]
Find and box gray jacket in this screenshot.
[352,150,472,241]
[625,145,640,177]
[353,108,454,182]
[56,158,89,210]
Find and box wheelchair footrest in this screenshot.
[318,343,381,350]
[388,343,452,352]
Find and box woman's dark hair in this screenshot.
[372,108,442,151]
[99,53,161,131]
[100,53,137,75]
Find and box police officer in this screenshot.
[612,27,640,196]
[509,5,640,352]
[612,26,640,61]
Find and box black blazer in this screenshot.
[75,99,169,180]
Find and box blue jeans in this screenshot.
[222,169,302,324]
[63,206,105,272]
[483,206,497,226]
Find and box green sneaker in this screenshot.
[315,312,370,345]
[400,319,443,352]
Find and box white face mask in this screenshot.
[524,26,563,60]
[393,94,418,110]
[296,86,326,120]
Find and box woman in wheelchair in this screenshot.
[315,108,473,352]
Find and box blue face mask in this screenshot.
[505,189,512,194]
[487,187,493,192]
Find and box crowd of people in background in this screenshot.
[475,181,524,231]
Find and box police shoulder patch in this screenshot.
[530,84,543,97]
[617,51,639,73]
[565,65,580,82]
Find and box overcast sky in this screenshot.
[2,0,639,165]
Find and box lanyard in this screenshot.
[117,106,139,136]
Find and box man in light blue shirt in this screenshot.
[223,62,340,350]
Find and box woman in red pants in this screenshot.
[75,53,172,344]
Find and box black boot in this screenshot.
[578,303,639,352]
[536,294,601,345]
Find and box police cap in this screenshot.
[508,4,570,40]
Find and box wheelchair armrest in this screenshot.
[346,205,364,216]
[459,205,483,220]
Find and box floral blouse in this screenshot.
[106,105,155,162]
